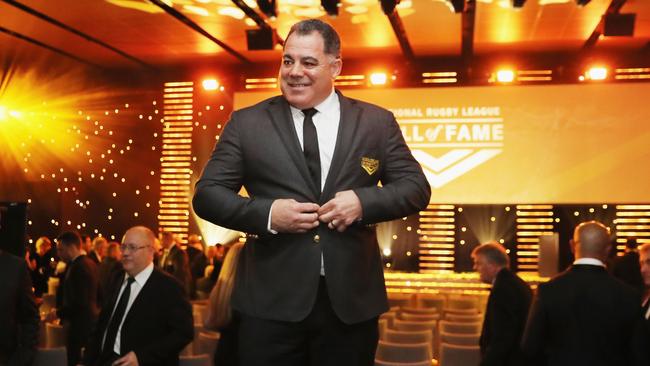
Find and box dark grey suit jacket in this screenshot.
[521,264,649,366]
[193,91,430,324]
[0,251,39,366]
[83,268,193,366]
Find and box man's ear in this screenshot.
[330,58,342,79]
[569,239,576,255]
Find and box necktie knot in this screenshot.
[302,108,317,119]
[126,276,135,286]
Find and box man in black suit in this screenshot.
[0,248,39,366]
[472,242,531,366]
[638,243,650,330]
[82,226,193,366]
[193,19,430,366]
[88,236,108,265]
[54,231,99,366]
[521,221,649,366]
[610,237,644,294]
[158,231,191,296]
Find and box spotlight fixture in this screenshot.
[369,72,388,86]
[513,0,526,8]
[256,0,277,18]
[321,0,340,16]
[496,69,515,83]
[202,79,219,91]
[583,66,608,81]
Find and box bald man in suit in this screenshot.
[82,226,193,366]
[521,221,649,366]
[193,19,430,366]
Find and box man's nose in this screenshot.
[288,63,304,77]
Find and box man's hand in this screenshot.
[318,190,362,232]
[271,199,320,233]
[112,351,139,366]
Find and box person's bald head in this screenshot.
[121,226,156,276]
[572,221,612,261]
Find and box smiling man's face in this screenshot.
[279,31,341,110]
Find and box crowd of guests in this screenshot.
[3,220,650,366]
[474,221,650,366]
[1,225,234,366]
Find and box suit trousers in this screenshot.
[238,277,379,366]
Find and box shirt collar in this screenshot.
[573,258,606,267]
[126,262,154,287]
[289,90,338,119]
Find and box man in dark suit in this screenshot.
[472,242,531,366]
[87,236,108,265]
[0,248,39,366]
[610,237,644,293]
[158,231,191,296]
[638,243,650,331]
[82,226,193,366]
[54,231,100,366]
[521,221,649,366]
[193,19,430,366]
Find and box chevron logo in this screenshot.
[412,149,502,188]
[395,106,505,189]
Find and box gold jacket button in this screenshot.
[313,234,320,243]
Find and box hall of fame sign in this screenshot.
[391,106,504,189]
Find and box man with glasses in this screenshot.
[82,226,193,366]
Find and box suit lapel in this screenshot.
[266,97,319,201]
[321,91,361,202]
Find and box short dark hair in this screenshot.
[472,241,510,268]
[286,19,341,57]
[57,231,82,248]
[626,237,638,250]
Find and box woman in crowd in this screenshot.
[204,242,243,366]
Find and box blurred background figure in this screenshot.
[1,239,40,366]
[51,231,99,366]
[205,242,244,366]
[186,234,207,299]
[158,231,191,296]
[87,236,108,265]
[98,241,123,303]
[610,237,644,294]
[638,243,650,328]
[26,236,56,297]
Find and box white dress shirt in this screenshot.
[102,262,154,354]
[266,90,340,275]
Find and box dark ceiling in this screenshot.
[1,0,649,76]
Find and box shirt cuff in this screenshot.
[267,201,278,234]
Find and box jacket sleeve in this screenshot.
[192,111,274,235]
[353,112,431,224]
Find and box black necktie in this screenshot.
[103,276,135,355]
[302,108,321,192]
